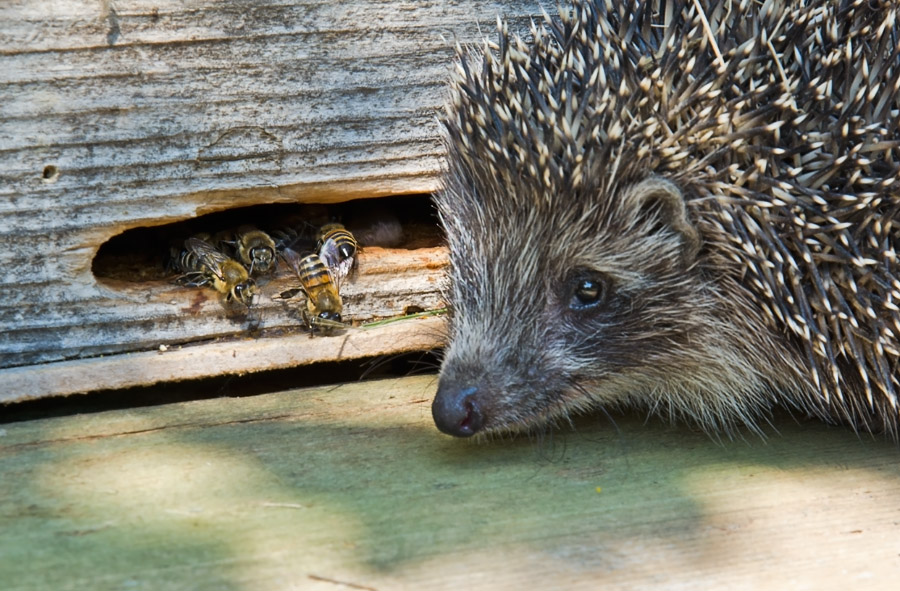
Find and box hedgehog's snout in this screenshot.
[432,382,485,437]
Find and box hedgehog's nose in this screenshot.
[432,383,484,437]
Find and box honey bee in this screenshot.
[234,225,277,275]
[317,223,358,282]
[172,236,257,308]
[281,247,345,330]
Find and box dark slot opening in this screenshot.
[91,195,443,284]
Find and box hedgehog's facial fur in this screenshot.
[433,174,807,437]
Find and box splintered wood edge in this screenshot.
[0,315,446,403]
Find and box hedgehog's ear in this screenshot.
[623,176,700,264]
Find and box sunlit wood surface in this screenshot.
[2,375,899,590]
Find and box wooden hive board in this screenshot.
[0,0,543,401]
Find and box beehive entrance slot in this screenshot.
[91,195,442,286]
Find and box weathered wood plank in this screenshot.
[0,315,446,403]
[0,245,448,400]
[1,375,899,590]
[1,244,448,366]
[0,0,540,370]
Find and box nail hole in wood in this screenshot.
[42,164,60,182]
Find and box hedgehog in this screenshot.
[431,0,900,440]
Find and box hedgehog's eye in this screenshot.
[573,279,602,307]
[566,274,608,311]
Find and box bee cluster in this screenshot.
[169,220,358,331]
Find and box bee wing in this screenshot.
[318,237,342,270]
[322,260,347,292]
[280,247,305,282]
[186,237,230,281]
[319,238,356,289]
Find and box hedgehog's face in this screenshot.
[433,177,710,437]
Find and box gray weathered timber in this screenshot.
[1,245,449,402]
[1,315,447,403]
[3,245,448,368]
[0,1,541,377]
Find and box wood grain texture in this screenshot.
[0,1,540,378]
[0,245,448,401]
[1,314,446,403]
[2,375,899,590]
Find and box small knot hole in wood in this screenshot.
[41,164,59,183]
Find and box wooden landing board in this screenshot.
[1,243,448,402]
[1,375,899,590]
[0,315,446,403]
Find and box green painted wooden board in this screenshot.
[1,375,899,590]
